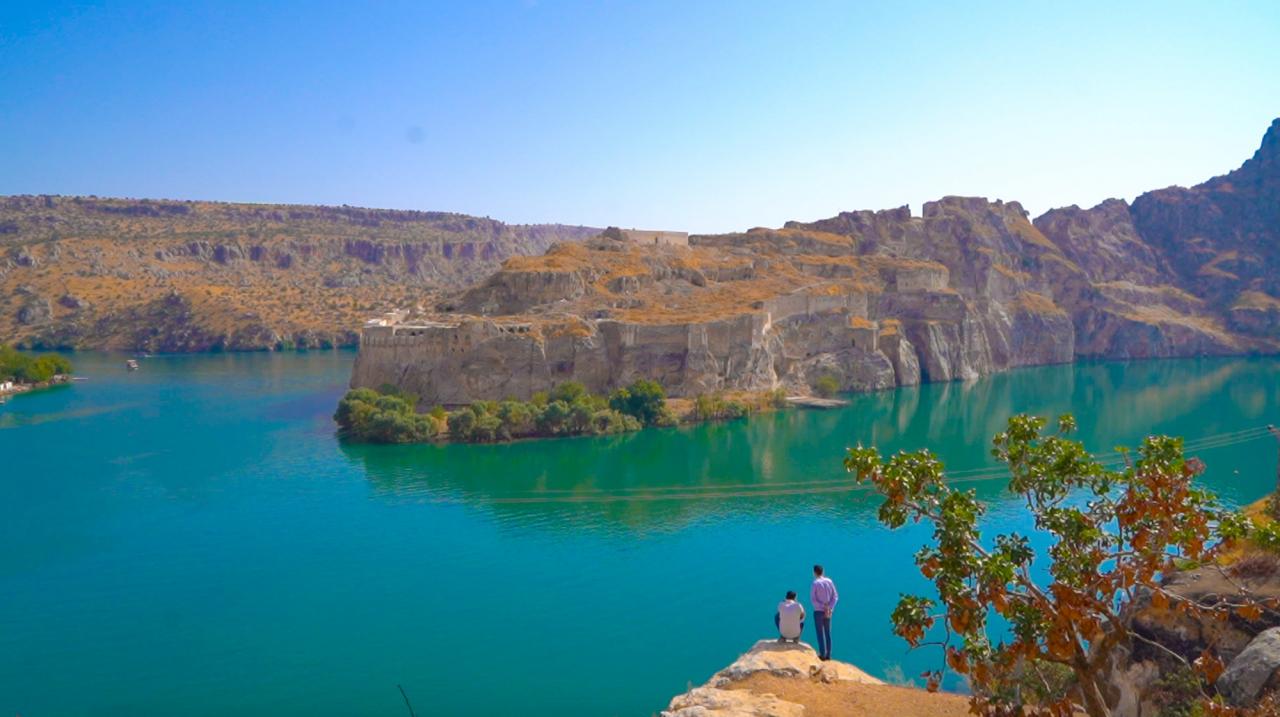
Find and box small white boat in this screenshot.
[125,359,139,371]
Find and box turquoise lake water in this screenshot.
[2,352,1278,716]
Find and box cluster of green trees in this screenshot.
[0,345,73,384]
[334,380,676,444]
[333,387,438,443]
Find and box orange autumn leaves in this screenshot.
[843,414,1273,717]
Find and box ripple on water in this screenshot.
[2,353,1279,717]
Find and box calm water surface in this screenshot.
[2,352,1278,716]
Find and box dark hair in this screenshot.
[785,590,797,600]
[813,564,824,576]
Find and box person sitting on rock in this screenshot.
[774,590,806,643]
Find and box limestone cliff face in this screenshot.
[351,202,1078,404]
[351,119,1280,405]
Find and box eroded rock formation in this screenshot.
[353,120,1280,404]
[661,639,886,717]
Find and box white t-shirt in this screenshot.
[777,599,805,639]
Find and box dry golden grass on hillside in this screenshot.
[462,236,1003,328]
[1233,290,1280,310]
[1,195,596,348]
[726,674,972,717]
[1013,291,1067,316]
[1199,250,1243,280]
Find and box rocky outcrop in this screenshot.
[1034,119,1280,357]
[661,640,882,717]
[357,120,1280,404]
[1218,628,1280,706]
[352,203,1080,404]
[1102,558,1280,715]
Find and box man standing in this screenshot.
[810,564,838,660]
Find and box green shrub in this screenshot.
[814,374,840,398]
[471,413,502,442]
[1252,522,1280,553]
[693,392,752,421]
[591,409,641,434]
[609,379,668,426]
[333,387,433,443]
[337,380,674,444]
[549,381,587,404]
[536,399,572,435]
[1151,665,1208,717]
[447,407,478,437]
[497,400,536,435]
[568,398,594,433]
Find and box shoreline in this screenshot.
[0,374,72,401]
[336,383,863,446]
[336,352,1280,447]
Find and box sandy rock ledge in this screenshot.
[661,639,882,717]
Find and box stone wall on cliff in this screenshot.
[351,208,1080,404]
[350,119,1279,404]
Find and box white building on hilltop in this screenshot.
[620,229,689,247]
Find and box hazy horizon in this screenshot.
[2,1,1278,233]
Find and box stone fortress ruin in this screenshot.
[616,228,690,247]
[348,201,1111,407]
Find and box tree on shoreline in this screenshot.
[843,414,1274,717]
[0,345,73,384]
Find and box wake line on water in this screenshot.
[412,425,1278,505]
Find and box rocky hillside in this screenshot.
[1033,118,1280,357]
[351,119,1280,405]
[0,196,597,351]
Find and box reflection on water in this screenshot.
[2,351,1277,717]
[345,356,1280,531]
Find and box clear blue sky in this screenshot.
[1,1,1277,232]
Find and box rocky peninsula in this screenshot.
[661,640,969,717]
[350,120,1280,406]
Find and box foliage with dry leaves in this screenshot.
[843,414,1277,717]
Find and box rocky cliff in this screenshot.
[351,120,1280,405]
[661,640,969,717]
[0,196,597,351]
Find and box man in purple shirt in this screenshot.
[810,564,838,660]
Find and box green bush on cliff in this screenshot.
[609,379,675,426]
[813,373,840,398]
[549,381,588,404]
[693,392,752,422]
[0,346,73,384]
